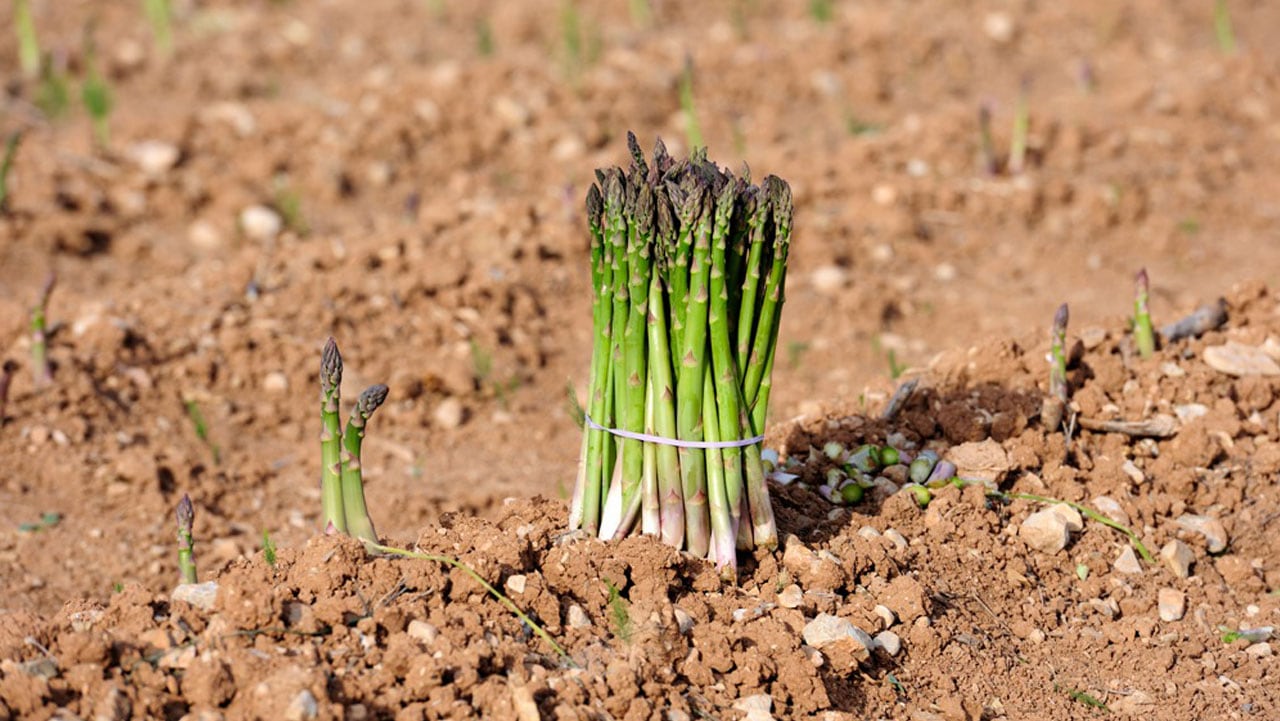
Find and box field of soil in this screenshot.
[2,1,1279,719]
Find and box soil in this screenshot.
[2,1,1279,719]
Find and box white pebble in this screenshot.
[1157,588,1186,622]
[240,205,283,242]
[874,630,902,656]
[1114,546,1143,575]
[1019,509,1070,554]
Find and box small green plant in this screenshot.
[475,18,494,57]
[320,338,389,543]
[183,396,221,464]
[143,0,173,58]
[785,340,810,369]
[1007,80,1030,175]
[808,0,833,24]
[272,175,309,235]
[30,272,54,389]
[1133,268,1155,358]
[18,511,61,533]
[36,53,71,120]
[1214,0,1236,54]
[678,57,704,151]
[13,0,41,78]
[176,494,198,584]
[261,529,277,567]
[559,0,600,82]
[0,131,20,212]
[605,579,633,643]
[1218,626,1271,644]
[1042,303,1069,431]
[81,28,113,149]
[1176,218,1201,236]
[1060,686,1109,712]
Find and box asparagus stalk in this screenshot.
[646,267,684,548]
[30,272,54,389]
[675,188,713,557]
[702,368,735,578]
[1042,303,1070,431]
[1133,268,1155,358]
[341,384,389,544]
[176,494,197,585]
[320,338,346,534]
[613,180,654,539]
[569,184,607,531]
[706,178,746,552]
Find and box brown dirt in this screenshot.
[2,1,1279,719]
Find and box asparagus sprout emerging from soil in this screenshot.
[1133,268,1155,358]
[13,0,40,78]
[569,133,792,578]
[176,494,197,584]
[1,131,21,212]
[30,272,55,389]
[320,338,346,534]
[1042,302,1069,431]
[341,383,389,544]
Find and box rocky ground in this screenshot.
[1,1,1278,719]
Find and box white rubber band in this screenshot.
[584,414,764,450]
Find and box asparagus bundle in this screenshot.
[569,134,793,578]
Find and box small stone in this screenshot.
[128,140,180,176]
[1176,514,1229,553]
[801,644,825,667]
[884,528,909,550]
[188,220,223,250]
[172,581,219,611]
[810,265,848,296]
[947,439,1011,484]
[407,620,439,644]
[92,684,131,721]
[1157,588,1186,622]
[874,630,902,656]
[567,604,592,630]
[1245,642,1272,658]
[240,205,283,242]
[433,398,466,429]
[505,574,527,594]
[776,584,804,609]
[801,614,874,661]
[1092,496,1130,526]
[1203,341,1280,376]
[732,694,774,721]
[284,689,318,721]
[1048,503,1084,532]
[857,526,882,541]
[1121,459,1145,484]
[511,683,540,721]
[673,607,695,634]
[1114,546,1143,575]
[262,371,289,392]
[871,184,897,206]
[873,604,896,628]
[1161,362,1186,377]
[1019,509,1070,554]
[983,12,1016,43]
[1160,540,1195,579]
[1174,404,1209,423]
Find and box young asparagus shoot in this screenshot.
[1214,0,1236,54]
[81,27,113,149]
[340,384,389,544]
[176,494,198,584]
[143,0,174,58]
[679,56,704,151]
[1007,79,1030,174]
[0,131,21,212]
[30,272,55,389]
[13,0,40,78]
[1042,303,1069,431]
[320,338,347,534]
[1133,268,1155,358]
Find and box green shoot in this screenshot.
[320,338,346,534]
[843,109,881,137]
[1007,80,1030,175]
[1219,626,1272,644]
[143,0,174,58]
[786,340,810,369]
[112,582,124,593]
[13,0,40,78]
[372,542,571,663]
[81,28,113,150]
[262,529,277,567]
[30,272,54,389]
[1043,303,1069,431]
[176,494,198,584]
[475,18,494,57]
[605,579,633,643]
[1133,268,1155,358]
[272,175,309,236]
[678,57,704,151]
[886,348,906,379]
[565,381,586,429]
[18,511,61,533]
[1060,685,1109,712]
[1214,0,1236,54]
[0,131,20,212]
[808,0,833,24]
[183,397,221,464]
[340,384,389,544]
[36,53,71,120]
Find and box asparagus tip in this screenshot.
[321,337,342,391]
[356,384,390,416]
[176,493,193,531]
[1136,267,1149,291]
[1053,302,1069,331]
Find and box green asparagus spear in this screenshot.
[320,338,346,534]
[176,494,197,584]
[341,384,388,544]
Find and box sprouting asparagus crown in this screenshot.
[1052,303,1069,340]
[352,384,390,425]
[176,493,194,538]
[321,337,343,398]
